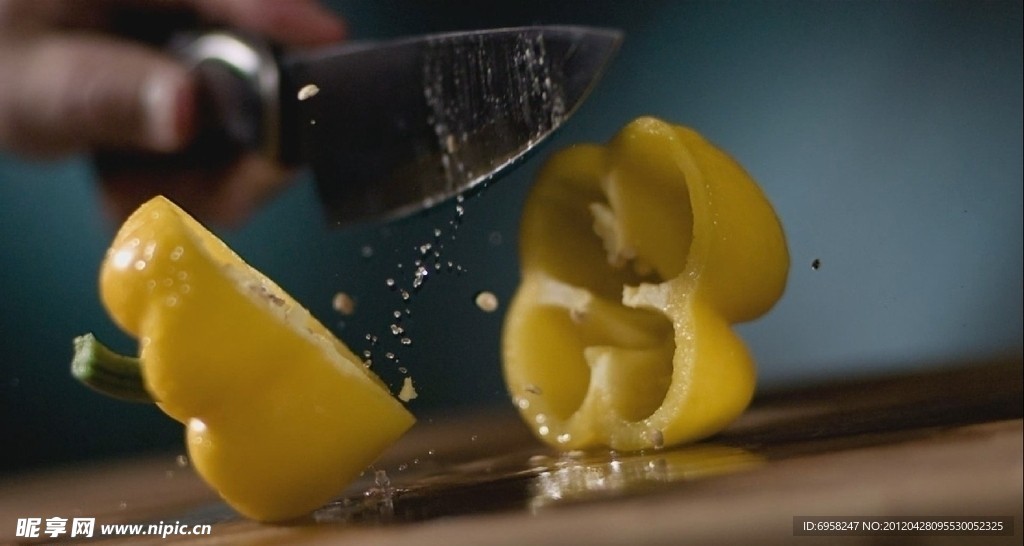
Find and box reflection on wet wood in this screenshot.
[1,359,1020,544]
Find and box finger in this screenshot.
[0,34,194,156]
[0,0,106,31]
[188,0,346,47]
[96,152,293,227]
[0,1,195,40]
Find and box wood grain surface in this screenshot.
[2,359,1020,545]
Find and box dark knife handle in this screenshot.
[170,31,285,164]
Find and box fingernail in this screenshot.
[142,70,192,152]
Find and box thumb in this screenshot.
[0,34,194,156]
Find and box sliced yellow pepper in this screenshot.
[502,117,788,451]
[96,196,414,521]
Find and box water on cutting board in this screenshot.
[310,442,762,525]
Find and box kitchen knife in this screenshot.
[176,26,622,226]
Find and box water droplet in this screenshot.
[133,259,147,271]
[400,290,411,301]
[111,249,134,269]
[400,337,412,345]
[385,352,395,360]
[333,292,356,315]
[412,266,429,288]
[390,324,404,335]
[556,433,572,444]
[474,291,499,312]
[399,377,417,401]
[297,83,320,100]
[646,428,665,449]
[175,454,189,468]
[385,278,396,289]
[373,469,390,489]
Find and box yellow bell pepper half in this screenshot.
[91,196,415,522]
[502,117,788,451]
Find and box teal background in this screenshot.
[1,1,1021,473]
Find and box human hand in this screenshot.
[0,0,346,225]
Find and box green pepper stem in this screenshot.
[71,333,154,403]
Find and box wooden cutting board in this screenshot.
[2,359,1020,545]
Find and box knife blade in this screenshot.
[177,26,622,226]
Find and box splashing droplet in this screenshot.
[399,377,418,401]
[474,291,499,312]
[373,469,390,489]
[297,83,320,100]
[332,292,356,315]
[412,266,429,289]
